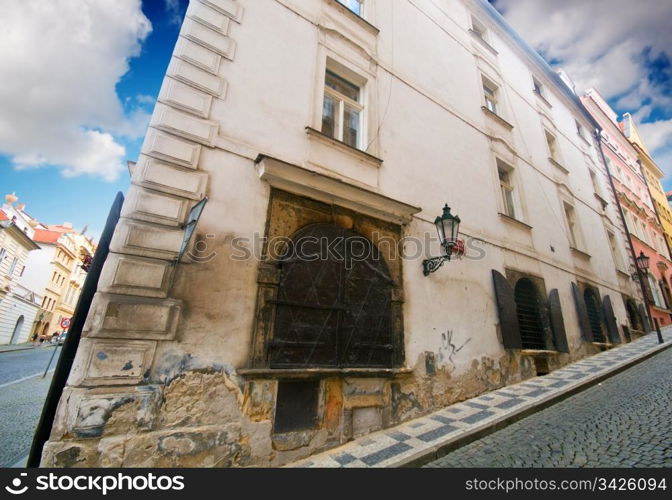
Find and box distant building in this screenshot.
[582,90,672,328]
[20,223,95,338]
[0,194,41,344]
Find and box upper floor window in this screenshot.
[471,16,488,40]
[575,119,586,140]
[563,202,585,250]
[482,77,499,115]
[337,0,362,16]
[322,69,364,150]
[607,230,624,270]
[8,257,18,277]
[532,77,544,97]
[545,130,559,162]
[0,248,5,262]
[498,164,516,218]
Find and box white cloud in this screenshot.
[163,0,184,26]
[0,0,151,181]
[494,0,671,99]
[493,0,672,183]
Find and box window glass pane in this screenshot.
[338,0,361,16]
[343,104,360,148]
[326,71,359,102]
[322,94,337,139]
[503,187,515,218]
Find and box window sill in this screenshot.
[468,29,498,55]
[616,269,631,279]
[324,0,380,35]
[548,157,569,174]
[498,212,532,231]
[306,127,383,167]
[519,349,559,356]
[533,90,552,108]
[570,246,592,259]
[238,367,413,379]
[481,106,514,130]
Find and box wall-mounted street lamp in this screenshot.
[636,251,650,276]
[423,204,461,276]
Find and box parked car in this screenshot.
[50,333,66,345]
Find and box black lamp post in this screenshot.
[423,204,461,276]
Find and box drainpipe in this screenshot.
[595,129,654,331]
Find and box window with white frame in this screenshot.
[322,68,364,150]
[8,257,18,277]
[563,202,585,250]
[648,274,665,308]
[607,230,624,270]
[532,77,544,97]
[575,119,586,140]
[497,160,517,219]
[545,130,559,162]
[471,16,488,40]
[589,169,603,197]
[337,0,362,16]
[482,77,499,115]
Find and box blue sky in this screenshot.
[490,0,672,187]
[1,0,188,238]
[1,0,670,240]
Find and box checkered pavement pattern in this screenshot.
[289,331,670,468]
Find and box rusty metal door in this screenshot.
[270,223,394,368]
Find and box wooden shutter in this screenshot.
[571,282,593,342]
[638,304,651,332]
[602,295,621,344]
[548,289,569,353]
[492,270,522,349]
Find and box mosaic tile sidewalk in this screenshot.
[288,331,671,468]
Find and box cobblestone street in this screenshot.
[426,347,672,468]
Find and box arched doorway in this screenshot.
[10,315,25,344]
[514,278,546,350]
[270,223,395,368]
[584,289,606,343]
[625,299,642,331]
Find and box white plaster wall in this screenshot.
[0,295,39,344]
[156,0,639,376]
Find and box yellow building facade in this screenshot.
[622,114,672,256]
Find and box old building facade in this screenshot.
[0,195,42,344]
[582,90,672,328]
[43,0,644,467]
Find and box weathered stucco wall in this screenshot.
[43,0,643,467]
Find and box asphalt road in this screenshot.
[426,347,672,468]
[0,346,62,386]
[0,346,61,467]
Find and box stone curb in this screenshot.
[399,338,672,468]
[288,333,671,468]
